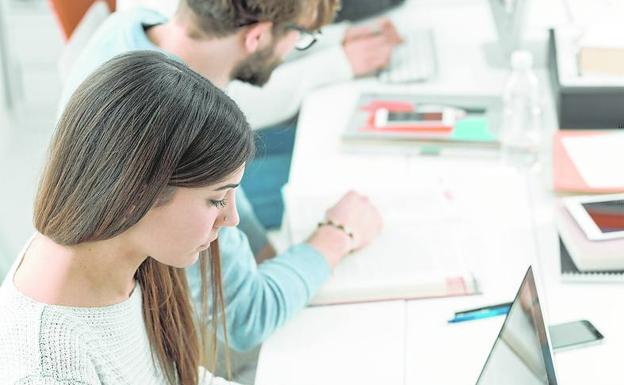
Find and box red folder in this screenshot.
[553,130,624,193]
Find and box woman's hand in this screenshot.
[308,191,383,267]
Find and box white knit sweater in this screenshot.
[0,238,238,385]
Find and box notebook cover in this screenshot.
[553,130,624,193]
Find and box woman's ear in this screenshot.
[154,186,176,208]
[241,21,273,53]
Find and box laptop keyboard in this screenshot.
[379,28,437,83]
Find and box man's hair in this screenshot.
[181,0,341,37]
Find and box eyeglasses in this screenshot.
[286,24,322,51]
[237,19,322,51]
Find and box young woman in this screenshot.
[0,51,251,385]
[0,50,381,384]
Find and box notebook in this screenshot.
[553,130,624,193]
[559,237,624,283]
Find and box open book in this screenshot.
[283,165,537,306]
[283,164,535,305]
[283,184,482,306]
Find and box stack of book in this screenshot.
[556,204,624,282]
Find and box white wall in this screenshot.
[0,0,63,280]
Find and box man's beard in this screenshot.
[231,45,282,87]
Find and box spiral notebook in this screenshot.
[559,236,624,282]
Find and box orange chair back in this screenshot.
[48,0,116,41]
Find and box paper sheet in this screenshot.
[562,133,624,188]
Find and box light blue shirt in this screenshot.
[59,7,332,351]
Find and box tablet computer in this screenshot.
[475,266,559,385]
[563,194,624,241]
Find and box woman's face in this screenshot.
[130,166,245,268]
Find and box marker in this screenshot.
[448,306,510,324]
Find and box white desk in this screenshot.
[255,1,624,384]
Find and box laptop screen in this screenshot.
[476,267,558,385]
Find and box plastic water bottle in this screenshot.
[501,50,543,169]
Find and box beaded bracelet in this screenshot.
[317,219,355,253]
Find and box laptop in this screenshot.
[475,266,559,384]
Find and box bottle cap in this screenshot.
[510,50,533,70]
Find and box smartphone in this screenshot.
[388,111,443,122]
[373,106,465,132]
[549,320,604,352]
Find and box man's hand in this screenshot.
[342,18,402,77]
[343,18,401,44]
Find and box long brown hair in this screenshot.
[33,51,254,385]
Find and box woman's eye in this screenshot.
[209,199,228,209]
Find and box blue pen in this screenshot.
[448,306,510,324]
[454,302,512,317]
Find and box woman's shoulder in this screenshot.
[0,291,101,383]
